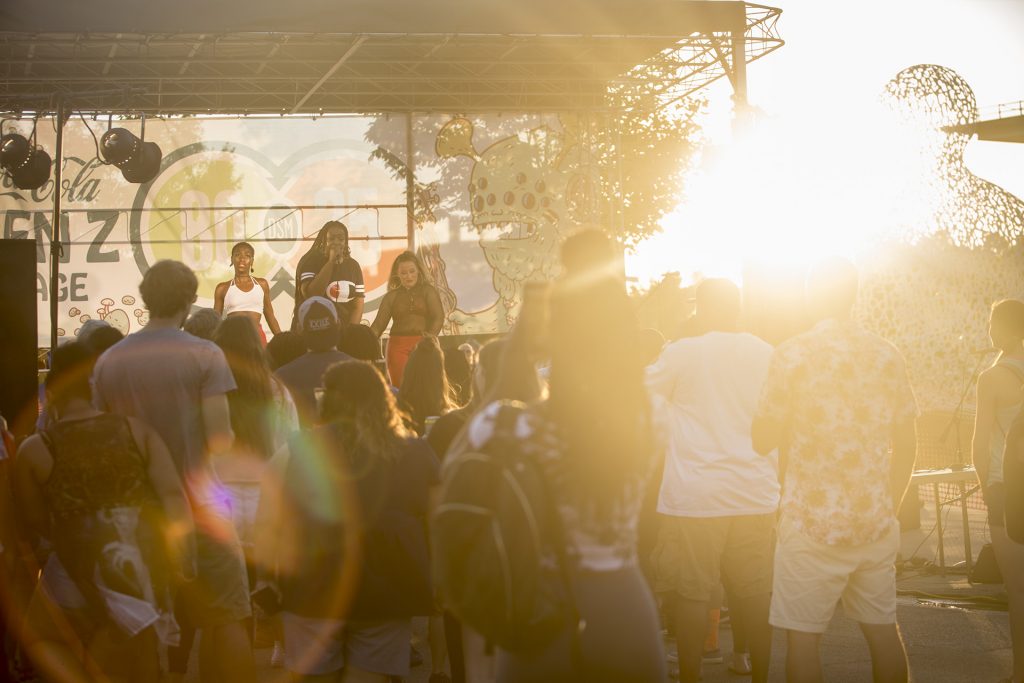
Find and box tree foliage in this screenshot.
[365,88,703,253]
[581,93,703,250]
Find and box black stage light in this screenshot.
[1,133,53,191]
[100,127,162,184]
[0,133,30,170]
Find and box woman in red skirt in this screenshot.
[370,251,444,387]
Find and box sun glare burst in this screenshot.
[627,99,942,287]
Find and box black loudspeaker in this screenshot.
[0,240,38,441]
[969,543,1003,584]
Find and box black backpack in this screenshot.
[431,400,579,652]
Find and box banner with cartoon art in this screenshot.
[1,113,603,345]
[367,113,604,335]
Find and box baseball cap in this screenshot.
[298,296,339,333]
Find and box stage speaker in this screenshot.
[0,240,38,441]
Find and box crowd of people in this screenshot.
[2,220,1024,683]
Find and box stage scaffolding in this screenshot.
[0,0,785,350]
[0,1,782,115]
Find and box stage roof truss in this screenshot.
[0,3,782,116]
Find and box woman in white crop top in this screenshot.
[214,241,282,343]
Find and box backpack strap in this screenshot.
[38,428,57,463]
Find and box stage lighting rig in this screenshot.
[0,129,53,191]
[100,123,162,184]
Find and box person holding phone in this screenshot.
[370,251,444,387]
[292,221,365,329]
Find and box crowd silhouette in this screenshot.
[4,224,1024,683]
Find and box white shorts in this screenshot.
[770,515,899,633]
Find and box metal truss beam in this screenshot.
[0,4,783,116]
[289,34,367,114]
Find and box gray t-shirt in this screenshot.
[93,327,237,497]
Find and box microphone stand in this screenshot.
[939,351,992,468]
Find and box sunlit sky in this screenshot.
[625,0,1024,286]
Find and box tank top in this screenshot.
[223,277,264,315]
[988,356,1024,486]
[40,414,177,644]
[42,414,154,517]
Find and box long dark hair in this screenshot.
[443,346,472,406]
[292,221,352,330]
[397,336,456,433]
[320,360,409,462]
[214,317,276,458]
[546,273,653,513]
[387,251,431,290]
[308,220,351,259]
[464,338,529,413]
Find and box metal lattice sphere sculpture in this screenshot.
[883,64,1023,248]
[885,64,978,130]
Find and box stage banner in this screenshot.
[1,113,599,345]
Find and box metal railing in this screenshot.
[5,202,411,248]
[976,100,1024,121]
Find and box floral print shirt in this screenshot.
[755,319,918,546]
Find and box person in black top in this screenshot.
[371,251,444,387]
[15,342,194,683]
[255,360,438,682]
[276,297,355,427]
[293,221,365,328]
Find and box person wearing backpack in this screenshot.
[434,230,666,683]
[972,299,1024,683]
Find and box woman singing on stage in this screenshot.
[214,241,282,343]
[292,221,365,328]
[370,251,444,387]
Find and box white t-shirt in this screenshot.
[646,331,779,517]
